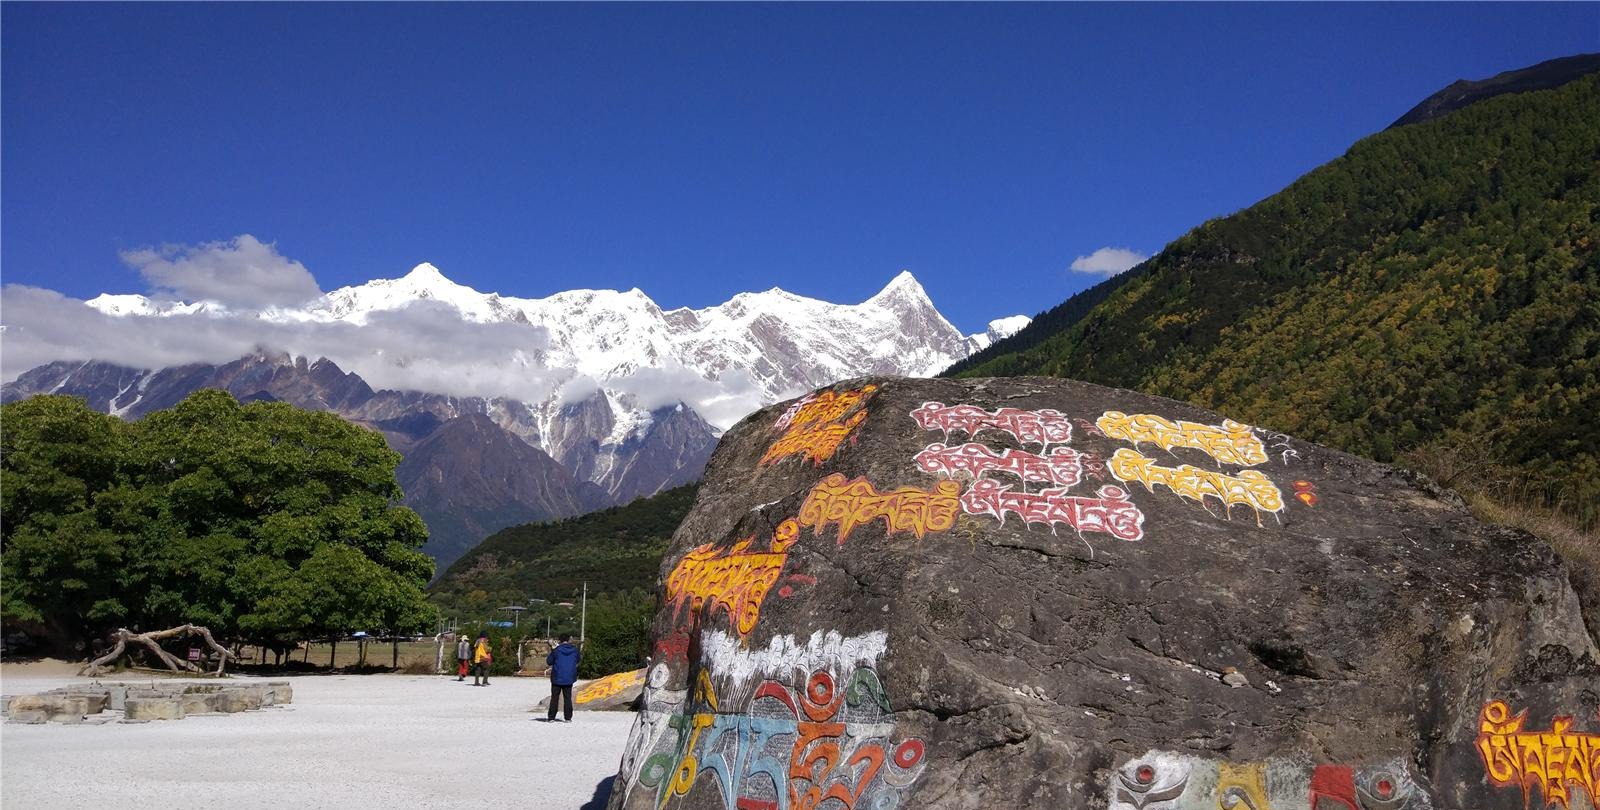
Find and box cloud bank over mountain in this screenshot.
[1,283,567,406]
[2,236,1028,429]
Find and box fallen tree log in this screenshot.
[80,624,238,677]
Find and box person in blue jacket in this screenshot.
[545,634,580,722]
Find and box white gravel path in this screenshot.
[0,672,633,810]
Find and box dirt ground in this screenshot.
[0,668,633,810]
[0,658,83,677]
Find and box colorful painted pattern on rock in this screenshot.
[906,400,1310,543]
[761,385,878,467]
[914,442,1083,488]
[1107,751,1434,810]
[909,401,1073,446]
[1476,700,1600,809]
[665,520,799,637]
[960,479,1145,541]
[1108,448,1284,523]
[1096,411,1269,467]
[622,631,924,810]
[577,668,648,704]
[797,473,961,546]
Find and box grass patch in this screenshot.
[1463,489,1600,645]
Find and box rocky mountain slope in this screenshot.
[611,375,1599,809]
[1388,51,1600,128]
[952,65,1600,530]
[4,272,1026,568]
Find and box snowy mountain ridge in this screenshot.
[85,263,1028,428]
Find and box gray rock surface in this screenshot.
[180,693,217,714]
[123,698,184,721]
[5,695,88,724]
[214,691,253,713]
[268,682,293,704]
[607,376,1600,810]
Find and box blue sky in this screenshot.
[3,3,1595,333]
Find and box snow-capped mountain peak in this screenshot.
[403,262,449,283]
[963,313,1034,353]
[987,315,1031,341]
[865,269,929,304]
[84,293,221,318]
[67,262,1025,428]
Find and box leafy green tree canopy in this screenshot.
[1,390,437,651]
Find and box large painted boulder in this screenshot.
[606,376,1599,810]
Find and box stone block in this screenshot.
[267,682,293,704]
[5,696,54,715]
[180,693,217,714]
[123,698,184,721]
[6,695,89,723]
[104,686,128,711]
[213,691,252,713]
[10,691,63,710]
[64,692,110,713]
[55,696,90,721]
[7,710,47,724]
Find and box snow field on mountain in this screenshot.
[82,262,1028,431]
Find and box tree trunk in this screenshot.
[392,638,399,669]
[329,639,337,669]
[80,624,237,677]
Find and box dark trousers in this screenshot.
[548,683,573,720]
[474,661,490,685]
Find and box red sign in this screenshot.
[187,647,201,662]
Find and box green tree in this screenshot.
[0,396,130,645]
[577,588,655,678]
[1,390,437,654]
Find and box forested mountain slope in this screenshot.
[428,484,697,615]
[955,73,1600,527]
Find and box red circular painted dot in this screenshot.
[1136,765,1155,784]
[894,740,925,768]
[1377,780,1394,798]
[807,671,834,705]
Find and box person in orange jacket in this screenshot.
[472,631,493,686]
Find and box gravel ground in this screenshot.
[0,670,632,810]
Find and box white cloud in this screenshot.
[554,374,603,408]
[0,286,566,405]
[120,234,322,308]
[1069,246,1148,276]
[604,362,765,430]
